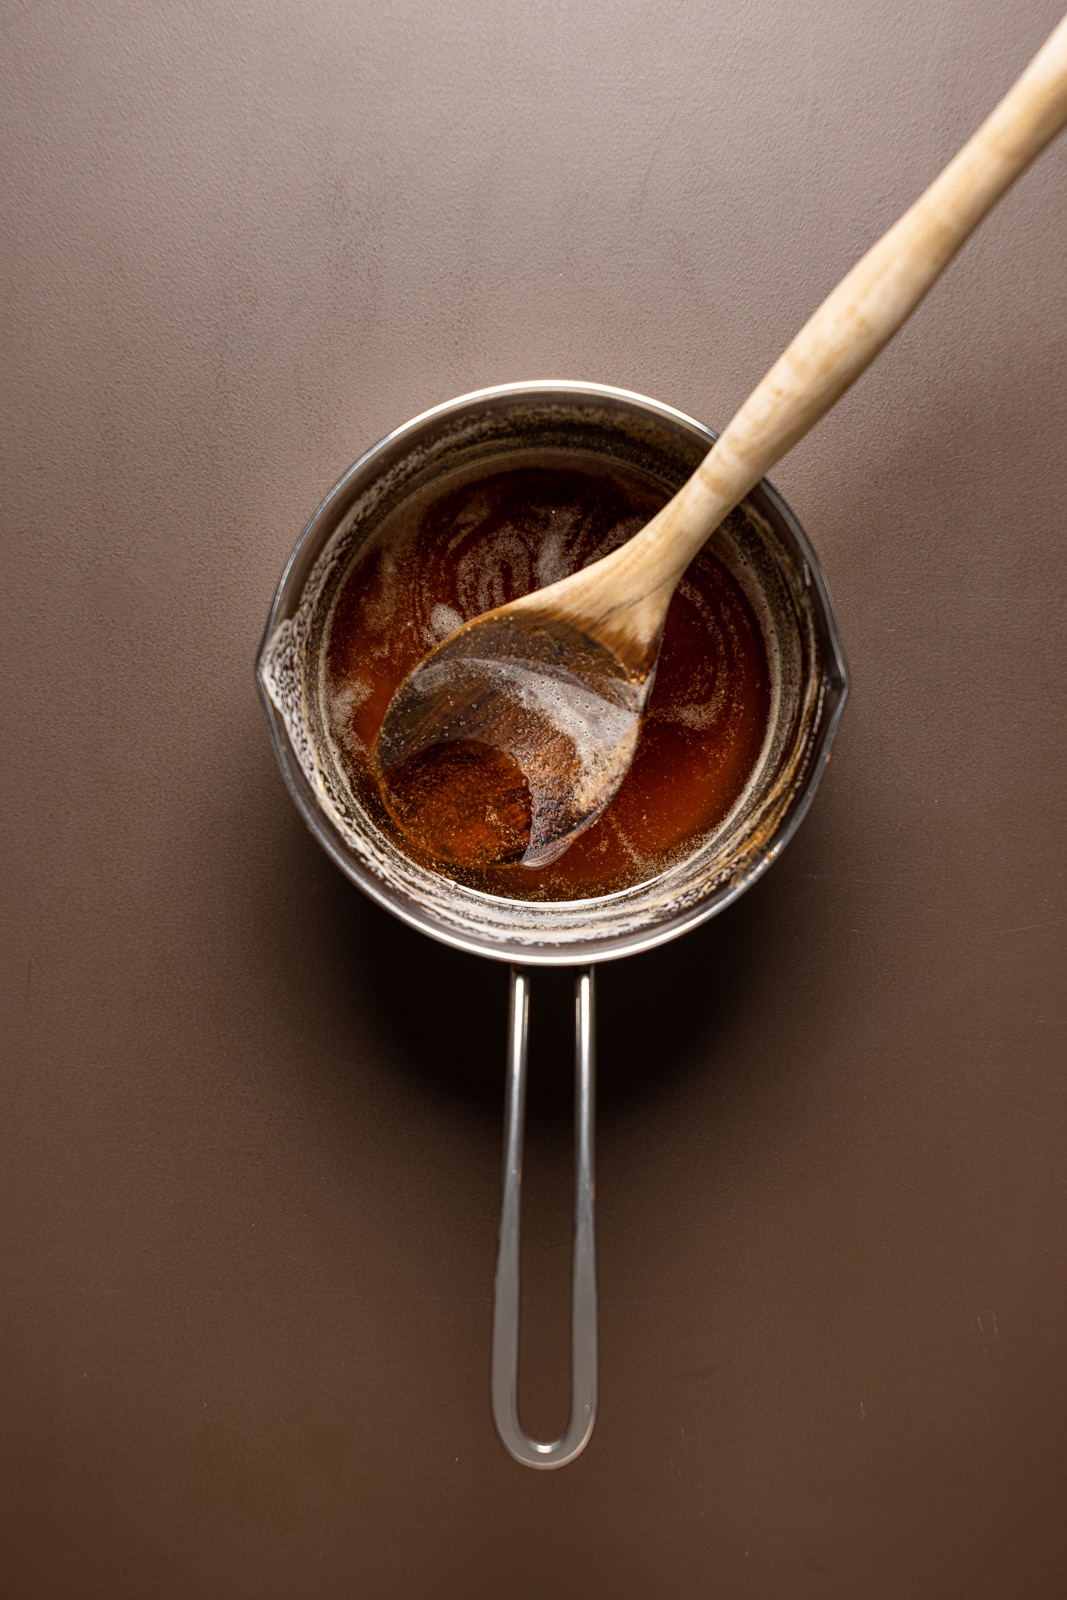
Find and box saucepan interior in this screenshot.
[257,381,848,963]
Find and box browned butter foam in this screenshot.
[323,460,771,901]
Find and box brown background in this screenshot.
[3,2,1066,1596]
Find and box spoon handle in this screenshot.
[620,11,1067,600]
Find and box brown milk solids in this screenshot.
[323,460,771,901]
[382,738,534,868]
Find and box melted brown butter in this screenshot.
[324,461,771,901]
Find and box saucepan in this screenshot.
[256,380,848,1468]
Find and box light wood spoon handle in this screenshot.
[552,12,1067,660]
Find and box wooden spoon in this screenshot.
[376,14,1067,870]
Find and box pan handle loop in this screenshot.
[491,966,598,1469]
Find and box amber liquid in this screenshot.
[324,459,772,901]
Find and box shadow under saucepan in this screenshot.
[300,827,773,1131]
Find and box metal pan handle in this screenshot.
[491,966,597,1469]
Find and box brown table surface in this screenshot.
[3,3,1066,1596]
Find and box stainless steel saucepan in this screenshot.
[256,381,848,1468]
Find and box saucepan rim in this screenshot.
[256,379,849,964]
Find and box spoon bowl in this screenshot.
[375,610,644,867]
